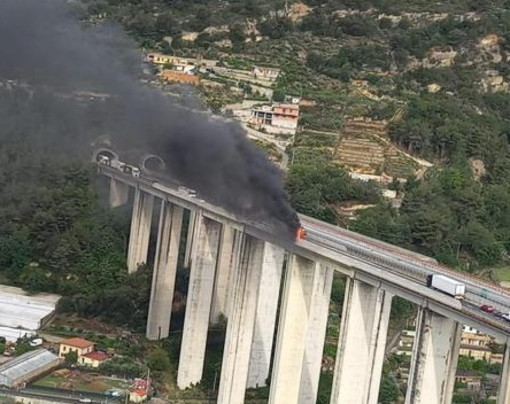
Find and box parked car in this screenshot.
[480,304,495,313]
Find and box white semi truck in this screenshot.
[427,274,465,300]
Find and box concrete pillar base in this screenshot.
[405,308,462,404]
[269,256,332,404]
[298,264,334,404]
[247,243,285,389]
[330,278,393,404]
[217,236,265,404]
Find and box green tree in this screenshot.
[14,341,32,356]
[378,375,400,403]
[286,162,381,224]
[65,350,78,364]
[272,89,286,102]
[147,348,171,372]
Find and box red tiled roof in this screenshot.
[62,338,94,349]
[132,379,149,389]
[81,351,108,361]
[131,389,147,396]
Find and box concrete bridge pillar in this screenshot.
[330,278,393,404]
[146,202,184,340]
[184,210,198,268]
[127,188,154,273]
[405,308,462,404]
[498,339,510,404]
[177,214,221,389]
[268,256,333,404]
[109,177,129,208]
[210,225,238,323]
[247,243,285,388]
[217,235,266,404]
[298,264,334,404]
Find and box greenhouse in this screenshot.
[0,349,61,388]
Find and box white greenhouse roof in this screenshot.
[0,285,60,341]
[0,326,35,343]
[0,349,60,386]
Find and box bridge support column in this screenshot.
[109,178,129,208]
[177,214,221,389]
[184,210,198,268]
[330,278,393,404]
[269,257,332,404]
[247,243,285,388]
[127,189,154,274]
[498,339,510,404]
[146,202,184,340]
[405,308,462,404]
[217,236,265,404]
[210,225,238,323]
[298,264,334,404]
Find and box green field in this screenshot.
[33,370,128,393]
[493,267,510,282]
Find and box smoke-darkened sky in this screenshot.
[0,0,299,238]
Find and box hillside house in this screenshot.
[59,337,93,358]
[130,378,150,403]
[240,103,299,136]
[272,104,299,131]
[59,337,109,368]
[79,351,109,368]
[456,370,482,392]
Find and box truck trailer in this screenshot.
[427,274,465,300]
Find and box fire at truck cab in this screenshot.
[296,226,308,241]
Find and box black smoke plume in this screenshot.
[0,0,299,240]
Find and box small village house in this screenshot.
[59,337,93,358]
[456,370,482,392]
[243,103,300,136]
[59,337,109,368]
[271,104,299,132]
[129,378,150,403]
[79,351,109,368]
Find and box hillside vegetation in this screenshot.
[84,0,510,272]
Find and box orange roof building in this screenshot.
[79,351,109,368]
[61,338,94,349]
[59,337,94,358]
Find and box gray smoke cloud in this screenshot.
[0,0,299,239]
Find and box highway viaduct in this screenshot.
[98,161,510,404]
